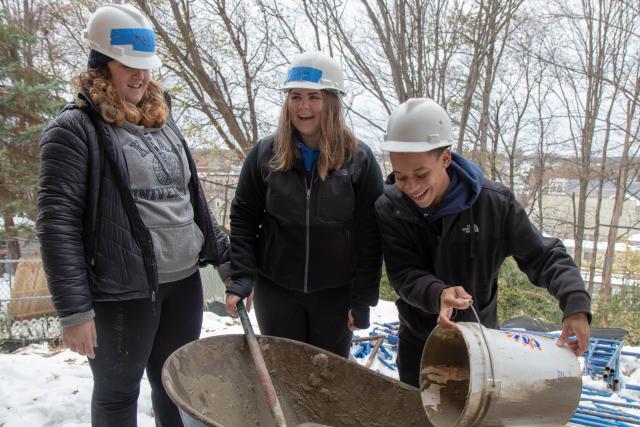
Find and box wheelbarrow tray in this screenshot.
[162,334,430,427]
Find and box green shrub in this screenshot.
[379,257,640,344]
[592,286,640,344]
[498,257,563,324]
[498,257,640,344]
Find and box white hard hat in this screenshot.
[381,98,453,152]
[83,4,162,70]
[281,51,345,96]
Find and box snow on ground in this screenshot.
[0,307,262,427]
[622,349,640,401]
[580,349,640,421]
[1,300,639,426]
[0,273,60,341]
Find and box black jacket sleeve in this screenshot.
[375,196,448,315]
[213,220,230,265]
[349,146,384,328]
[505,190,592,321]
[36,110,93,320]
[227,142,267,298]
[209,208,231,281]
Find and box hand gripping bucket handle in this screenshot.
[466,301,496,388]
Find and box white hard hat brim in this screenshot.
[93,46,162,70]
[281,81,346,96]
[281,81,322,91]
[381,140,452,153]
[115,53,162,70]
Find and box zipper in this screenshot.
[303,169,316,293]
[90,129,106,269]
[97,120,158,302]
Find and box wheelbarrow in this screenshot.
[162,334,431,426]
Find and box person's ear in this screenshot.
[441,149,452,168]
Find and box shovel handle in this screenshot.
[237,300,288,427]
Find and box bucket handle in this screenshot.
[466,301,496,387]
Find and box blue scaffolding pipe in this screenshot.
[621,351,640,358]
[570,413,632,426]
[580,397,640,410]
[582,386,614,397]
[575,407,640,424]
[590,403,640,423]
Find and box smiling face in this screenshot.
[107,61,150,105]
[287,89,323,148]
[389,149,452,209]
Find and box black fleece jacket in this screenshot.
[227,135,383,328]
[375,156,591,341]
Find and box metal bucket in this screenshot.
[420,323,581,427]
[162,334,431,426]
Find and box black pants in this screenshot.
[89,271,203,427]
[397,324,428,388]
[253,276,353,357]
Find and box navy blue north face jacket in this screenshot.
[227,135,383,328]
[374,153,591,342]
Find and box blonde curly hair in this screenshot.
[73,66,168,128]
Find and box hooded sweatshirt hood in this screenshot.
[421,152,484,222]
[383,152,484,223]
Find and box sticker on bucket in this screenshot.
[504,331,542,351]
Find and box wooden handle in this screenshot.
[237,300,288,427]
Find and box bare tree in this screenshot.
[262,0,469,131]
[586,89,619,295]
[490,20,543,187]
[601,49,640,300]
[464,0,524,169]
[585,4,632,294]
[530,74,557,231]
[133,0,276,159]
[546,0,629,269]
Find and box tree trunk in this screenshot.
[587,83,619,295]
[600,75,640,300]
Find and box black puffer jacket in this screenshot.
[227,135,383,326]
[375,175,591,342]
[37,93,229,320]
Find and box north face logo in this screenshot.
[462,224,479,234]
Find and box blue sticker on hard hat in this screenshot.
[111,28,156,53]
[285,66,323,84]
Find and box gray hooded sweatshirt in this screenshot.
[113,121,204,284]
